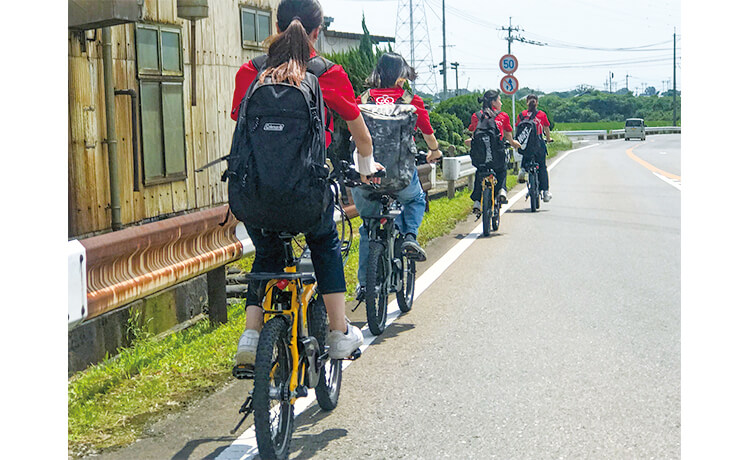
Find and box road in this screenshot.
[89,135,681,460]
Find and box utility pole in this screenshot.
[441,0,447,98]
[673,28,677,126]
[451,62,460,95]
[626,73,630,92]
[409,0,414,69]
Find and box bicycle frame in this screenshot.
[478,168,497,211]
[362,195,403,291]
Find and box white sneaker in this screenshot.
[518,169,527,183]
[543,190,552,202]
[499,189,508,204]
[328,325,364,359]
[473,201,481,213]
[235,329,260,365]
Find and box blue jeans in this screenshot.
[244,200,346,307]
[351,169,426,285]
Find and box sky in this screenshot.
[318,0,681,95]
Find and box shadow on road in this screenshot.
[290,408,348,459]
[169,436,236,460]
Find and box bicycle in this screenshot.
[472,141,509,236]
[343,157,427,336]
[230,177,362,460]
[523,139,553,213]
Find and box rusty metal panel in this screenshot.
[79,205,243,320]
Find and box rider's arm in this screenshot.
[423,133,442,163]
[504,130,521,149]
[411,95,442,163]
[543,125,552,143]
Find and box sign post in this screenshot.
[499,54,520,171]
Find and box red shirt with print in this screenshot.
[355,88,435,135]
[516,109,550,136]
[468,111,512,139]
[231,53,360,147]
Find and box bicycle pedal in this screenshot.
[347,348,362,361]
[232,364,255,380]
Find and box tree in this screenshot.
[643,86,658,96]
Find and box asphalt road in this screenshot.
[89,135,681,460]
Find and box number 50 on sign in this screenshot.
[499,54,518,74]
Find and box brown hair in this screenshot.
[259,0,324,86]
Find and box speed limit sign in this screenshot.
[499,54,518,74]
[500,75,519,95]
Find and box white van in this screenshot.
[625,118,646,141]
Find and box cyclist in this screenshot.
[351,52,442,300]
[229,0,383,365]
[516,94,553,202]
[466,90,521,213]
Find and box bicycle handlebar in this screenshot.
[337,160,385,188]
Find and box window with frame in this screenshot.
[240,6,272,48]
[136,23,187,185]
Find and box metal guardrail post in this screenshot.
[206,266,228,324]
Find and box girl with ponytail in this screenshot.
[230,0,380,366]
[516,94,553,201]
[465,90,521,212]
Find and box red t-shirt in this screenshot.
[468,111,512,139]
[516,109,550,136]
[355,88,434,136]
[230,54,361,147]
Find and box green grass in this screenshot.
[554,120,677,131]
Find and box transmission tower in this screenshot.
[394,0,439,96]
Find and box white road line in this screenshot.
[217,142,600,460]
[653,171,682,191]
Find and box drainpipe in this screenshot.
[102,27,123,231]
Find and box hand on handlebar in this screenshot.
[426,149,442,164]
[361,163,386,185]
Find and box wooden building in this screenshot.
[68,0,281,239]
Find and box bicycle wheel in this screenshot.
[529,173,539,213]
[491,199,500,232]
[308,296,342,411]
[365,241,389,335]
[396,256,416,312]
[482,186,492,237]
[253,316,294,460]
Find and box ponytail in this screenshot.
[259,0,324,86]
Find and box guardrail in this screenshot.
[442,156,476,198]
[557,127,681,140]
[69,164,437,331]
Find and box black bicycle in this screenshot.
[524,139,552,213]
[340,161,417,336]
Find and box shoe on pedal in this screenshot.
[355,284,366,302]
[518,169,527,183]
[402,233,427,262]
[235,329,259,366]
[472,200,481,214]
[543,190,552,202]
[328,324,364,359]
[499,189,508,204]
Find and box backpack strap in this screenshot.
[306,56,334,78]
[398,89,414,104]
[359,89,372,104]
[251,55,269,73]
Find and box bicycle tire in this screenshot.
[253,316,294,460]
[482,186,492,237]
[308,296,342,411]
[365,241,388,335]
[491,200,500,232]
[396,257,416,312]
[529,173,539,213]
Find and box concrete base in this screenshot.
[68,274,208,376]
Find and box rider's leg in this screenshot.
[351,187,383,286]
[396,170,427,261]
[395,169,426,238]
[236,228,285,365]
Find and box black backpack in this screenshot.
[515,110,543,158]
[356,89,418,194]
[223,55,333,234]
[469,110,503,168]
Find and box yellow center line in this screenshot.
[626,143,681,181]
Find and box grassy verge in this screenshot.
[68,189,475,456]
